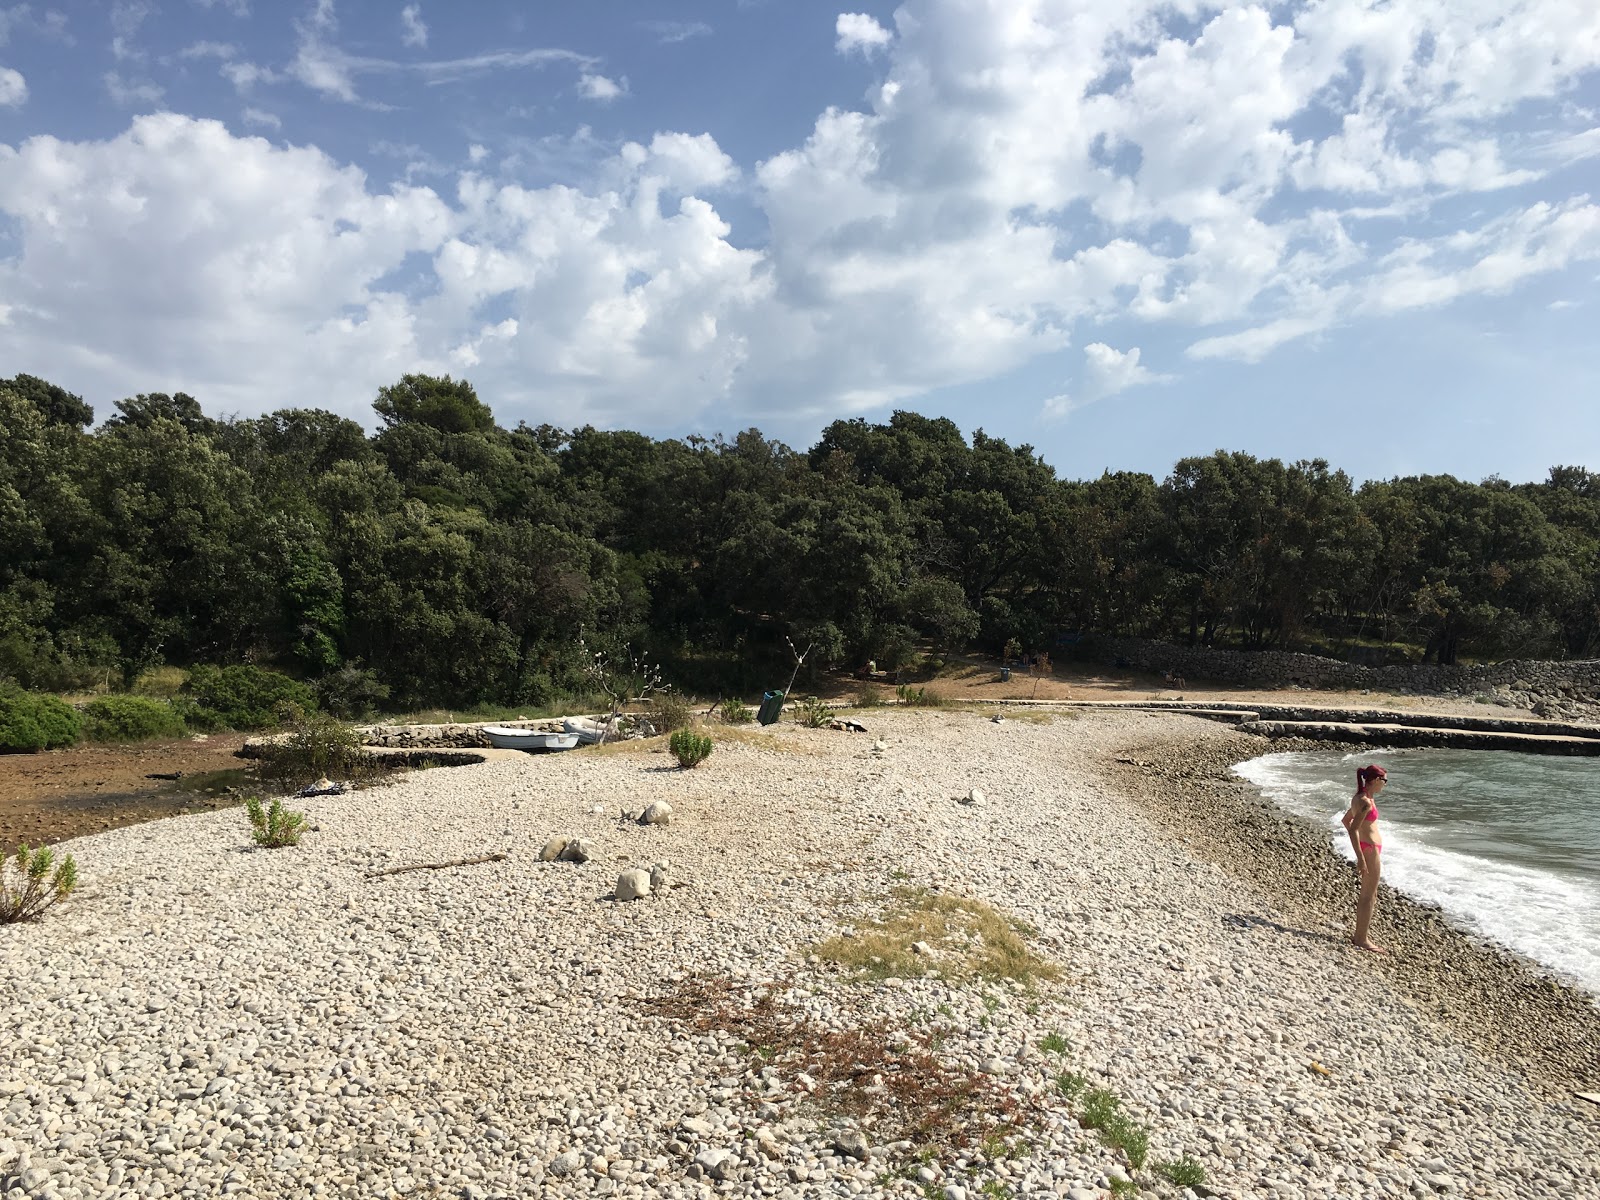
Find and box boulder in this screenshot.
[548,1150,581,1177]
[640,800,674,826]
[615,868,652,901]
[538,837,571,863]
[832,1129,870,1161]
[559,838,594,864]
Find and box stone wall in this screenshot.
[1077,636,1600,720]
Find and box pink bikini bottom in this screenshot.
[1358,842,1381,853]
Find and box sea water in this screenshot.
[1234,748,1600,995]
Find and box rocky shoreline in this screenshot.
[1097,728,1600,1089]
[3,709,1597,1200]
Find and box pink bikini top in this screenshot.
[1364,800,1379,823]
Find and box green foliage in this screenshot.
[853,686,884,708]
[1055,1071,1088,1101]
[184,665,316,731]
[650,691,695,733]
[1154,1157,1207,1188]
[795,695,833,727]
[245,795,307,848]
[82,694,186,743]
[256,706,375,791]
[315,663,390,719]
[720,698,754,725]
[1,843,78,922]
[1079,1088,1122,1131]
[1038,1031,1070,1057]
[668,728,713,768]
[0,688,82,752]
[896,684,947,707]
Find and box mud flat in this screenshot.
[2,710,1596,1200]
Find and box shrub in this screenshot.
[853,686,884,708]
[1103,1115,1150,1170]
[1,844,78,923]
[896,685,946,707]
[256,706,375,792]
[720,698,754,725]
[1154,1157,1206,1188]
[669,728,713,768]
[316,664,390,719]
[184,665,316,731]
[82,694,186,743]
[796,695,833,727]
[651,691,695,733]
[0,689,82,752]
[1079,1088,1122,1131]
[245,796,307,848]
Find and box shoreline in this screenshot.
[1096,723,1600,1091]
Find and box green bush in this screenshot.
[315,664,390,719]
[795,695,833,727]
[651,691,694,733]
[853,686,883,708]
[0,689,82,752]
[1154,1157,1206,1189]
[720,698,754,725]
[669,728,713,768]
[82,694,186,743]
[245,796,307,848]
[896,685,947,708]
[1,844,78,922]
[256,706,376,791]
[184,665,316,731]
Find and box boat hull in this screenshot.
[480,726,580,751]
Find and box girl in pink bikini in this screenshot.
[1341,764,1388,952]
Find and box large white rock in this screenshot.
[559,838,594,864]
[615,869,652,901]
[538,837,571,862]
[693,1148,735,1181]
[639,800,674,826]
[548,1150,581,1177]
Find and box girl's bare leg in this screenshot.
[1353,850,1384,952]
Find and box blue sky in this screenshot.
[1,1,1598,484]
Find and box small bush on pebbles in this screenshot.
[1,844,78,923]
[1154,1156,1207,1188]
[719,698,754,725]
[651,691,695,733]
[796,695,833,727]
[245,796,307,848]
[668,729,713,768]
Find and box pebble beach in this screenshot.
[3,708,1598,1200]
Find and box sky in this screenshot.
[0,0,1598,485]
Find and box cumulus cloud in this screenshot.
[835,13,891,56]
[578,72,626,102]
[400,4,426,49]
[5,0,1600,429]
[1044,344,1170,418]
[0,64,23,106]
[103,70,163,106]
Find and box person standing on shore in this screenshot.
[1341,764,1388,952]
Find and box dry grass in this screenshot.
[814,887,1060,985]
[971,707,1059,725]
[648,976,1028,1150]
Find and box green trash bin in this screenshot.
[758,690,786,726]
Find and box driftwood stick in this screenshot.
[365,852,508,879]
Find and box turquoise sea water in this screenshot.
[1234,748,1600,995]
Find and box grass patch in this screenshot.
[812,887,1060,985]
[649,975,1025,1152]
[896,685,948,707]
[132,665,189,698]
[1038,1031,1070,1057]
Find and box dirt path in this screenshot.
[0,734,254,855]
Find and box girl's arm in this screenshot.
[1341,802,1364,859]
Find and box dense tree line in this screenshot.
[2,372,1597,709]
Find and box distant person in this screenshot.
[1341,764,1388,952]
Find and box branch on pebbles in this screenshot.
[364,853,508,879]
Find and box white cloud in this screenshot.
[179,40,237,60]
[103,70,163,106]
[6,1,1600,430]
[192,0,249,14]
[835,13,891,56]
[110,0,152,61]
[578,72,626,103]
[0,6,70,45]
[1046,343,1171,417]
[400,4,426,49]
[640,20,711,44]
[240,105,279,128]
[222,60,276,91]
[0,64,23,106]
[467,143,488,164]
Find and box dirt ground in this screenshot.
[845,657,1539,720]
[0,734,254,856]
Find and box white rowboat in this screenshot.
[481,726,580,752]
